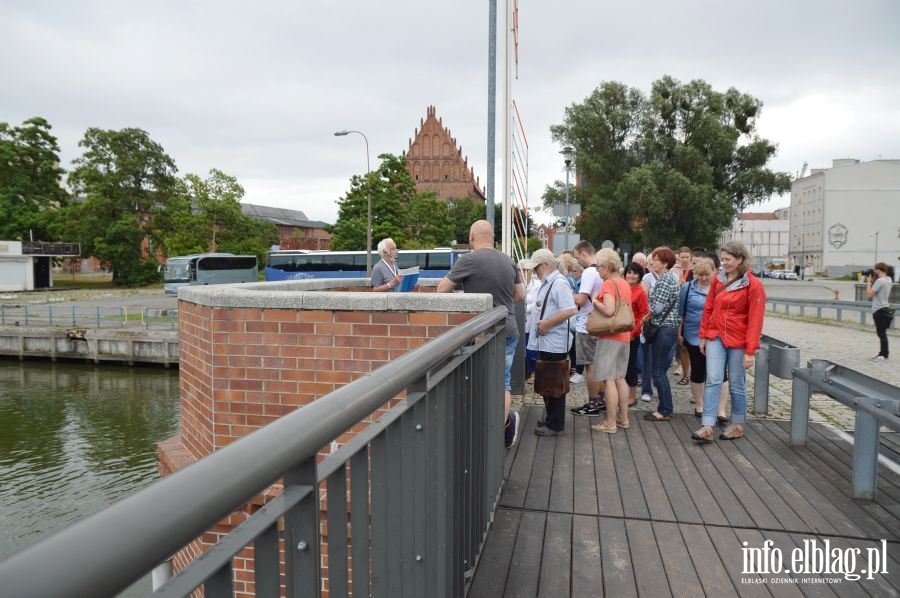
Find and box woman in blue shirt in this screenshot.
[678,257,729,423]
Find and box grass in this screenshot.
[52,272,163,291]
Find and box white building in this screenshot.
[790,159,900,276]
[720,210,791,272]
[0,241,81,291]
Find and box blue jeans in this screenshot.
[640,338,653,396]
[702,337,746,426]
[650,326,678,416]
[504,335,519,392]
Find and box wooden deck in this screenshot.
[469,406,900,597]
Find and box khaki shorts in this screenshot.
[591,338,629,380]
[575,332,597,365]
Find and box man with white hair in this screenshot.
[371,238,403,292]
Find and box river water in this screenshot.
[0,360,180,593]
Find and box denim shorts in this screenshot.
[504,335,519,391]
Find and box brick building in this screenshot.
[405,106,486,203]
[241,203,331,250]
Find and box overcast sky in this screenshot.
[3,0,899,225]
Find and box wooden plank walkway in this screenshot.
[469,406,900,597]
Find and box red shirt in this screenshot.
[699,272,766,355]
[629,282,649,340]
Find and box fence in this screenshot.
[0,306,508,597]
[0,305,178,329]
[766,297,898,328]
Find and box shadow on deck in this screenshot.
[470,405,900,597]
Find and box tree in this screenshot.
[446,198,486,244]
[0,117,70,240]
[153,169,279,267]
[546,76,791,250]
[328,153,453,250]
[67,128,179,285]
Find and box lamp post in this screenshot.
[561,147,573,252]
[871,230,880,263]
[334,129,373,276]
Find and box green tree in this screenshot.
[0,117,70,240]
[328,153,453,250]
[67,128,179,285]
[446,198,486,244]
[546,76,791,250]
[154,169,278,267]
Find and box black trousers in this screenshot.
[874,308,893,358]
[539,351,568,431]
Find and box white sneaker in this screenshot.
[640,393,652,402]
[874,356,887,362]
[570,373,585,384]
[673,368,682,378]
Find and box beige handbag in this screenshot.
[586,280,635,336]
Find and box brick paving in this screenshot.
[513,310,899,432]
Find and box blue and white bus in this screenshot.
[163,253,259,293]
[264,248,468,281]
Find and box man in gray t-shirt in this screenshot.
[866,262,894,360]
[438,220,525,447]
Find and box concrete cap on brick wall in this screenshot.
[178,278,495,313]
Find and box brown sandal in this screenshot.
[677,376,689,385]
[642,411,671,422]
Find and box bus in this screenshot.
[264,248,469,281]
[163,253,259,294]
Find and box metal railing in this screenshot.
[790,359,900,500]
[0,306,508,598]
[0,305,178,329]
[767,296,899,328]
[752,334,800,414]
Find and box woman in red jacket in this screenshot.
[691,241,765,442]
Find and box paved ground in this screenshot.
[513,310,899,432]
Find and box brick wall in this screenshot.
[158,280,491,597]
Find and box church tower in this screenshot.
[405,106,486,203]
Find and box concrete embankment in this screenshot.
[0,326,178,366]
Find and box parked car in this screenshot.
[760,269,774,278]
[781,270,799,280]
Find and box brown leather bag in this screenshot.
[587,279,635,336]
[534,358,570,398]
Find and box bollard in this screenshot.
[851,402,880,500]
[790,373,810,446]
[754,346,769,414]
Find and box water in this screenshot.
[0,360,180,593]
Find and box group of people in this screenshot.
[376,221,890,450]
[518,240,766,444]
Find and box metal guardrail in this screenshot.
[790,359,900,500]
[0,305,177,329]
[767,296,899,328]
[0,306,508,597]
[753,334,800,414]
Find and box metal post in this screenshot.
[564,161,570,252]
[790,372,810,446]
[753,347,769,415]
[486,0,496,228]
[151,558,172,591]
[852,402,880,500]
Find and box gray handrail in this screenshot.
[767,296,899,328]
[0,306,509,598]
[753,334,800,414]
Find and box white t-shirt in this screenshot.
[574,266,603,333]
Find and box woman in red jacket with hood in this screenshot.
[691,241,765,442]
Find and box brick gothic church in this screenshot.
[405,106,486,203]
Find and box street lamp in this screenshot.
[561,147,574,252]
[334,129,372,276]
[871,231,880,263]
